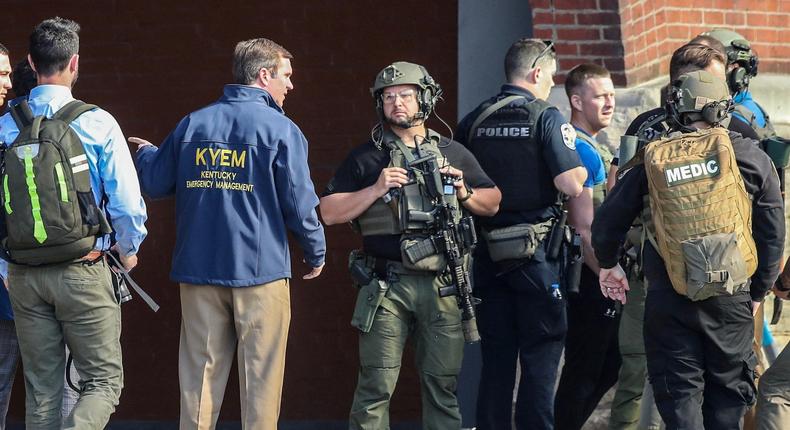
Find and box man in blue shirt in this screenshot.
[133,38,325,430]
[554,63,621,430]
[0,18,147,430]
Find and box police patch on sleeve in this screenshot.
[561,123,577,150]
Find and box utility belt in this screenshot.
[483,214,584,294]
[347,249,436,333]
[480,219,553,262]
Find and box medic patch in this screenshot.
[561,123,577,150]
[664,156,720,187]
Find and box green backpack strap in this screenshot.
[52,100,98,124]
[9,100,34,130]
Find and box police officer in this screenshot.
[456,38,587,430]
[701,28,776,140]
[607,42,735,430]
[607,40,758,189]
[320,62,500,430]
[592,70,784,429]
[554,63,620,430]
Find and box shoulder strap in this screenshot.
[469,95,525,137]
[576,130,596,147]
[733,104,756,126]
[53,100,98,124]
[10,100,34,129]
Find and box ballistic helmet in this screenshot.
[700,28,758,93]
[667,70,732,127]
[371,61,442,121]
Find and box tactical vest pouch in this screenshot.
[399,182,435,231]
[400,235,447,272]
[482,221,552,262]
[355,199,400,236]
[681,233,749,301]
[643,127,757,299]
[763,136,790,169]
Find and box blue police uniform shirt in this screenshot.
[0,85,148,256]
[574,127,606,188]
[733,91,767,128]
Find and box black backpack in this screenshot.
[0,100,111,265]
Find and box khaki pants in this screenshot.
[9,259,122,430]
[178,280,290,430]
[756,340,790,430]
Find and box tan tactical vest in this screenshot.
[643,127,757,300]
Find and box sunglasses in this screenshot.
[531,40,556,69]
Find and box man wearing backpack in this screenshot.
[0,18,147,430]
[591,70,784,429]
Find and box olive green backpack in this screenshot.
[1,100,111,265]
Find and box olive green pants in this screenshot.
[609,275,661,430]
[349,272,464,430]
[9,259,122,430]
[756,339,790,430]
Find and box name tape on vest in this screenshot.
[664,156,720,187]
[475,126,532,138]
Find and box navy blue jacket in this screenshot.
[136,85,325,287]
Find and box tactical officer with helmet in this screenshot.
[701,27,790,430]
[700,28,777,140]
[607,41,734,430]
[320,61,500,430]
[592,70,784,429]
[456,38,587,430]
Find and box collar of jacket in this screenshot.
[499,83,537,101]
[221,84,283,113]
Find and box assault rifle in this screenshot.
[402,142,480,343]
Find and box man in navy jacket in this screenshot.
[133,38,325,430]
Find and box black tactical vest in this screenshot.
[467,96,552,213]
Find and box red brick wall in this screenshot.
[620,0,790,85]
[532,0,790,86]
[0,0,458,423]
[532,0,627,85]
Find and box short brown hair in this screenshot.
[564,63,611,99]
[505,38,556,82]
[669,43,726,81]
[688,34,727,57]
[232,38,293,85]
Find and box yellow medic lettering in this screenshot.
[195,147,247,168]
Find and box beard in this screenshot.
[386,112,423,129]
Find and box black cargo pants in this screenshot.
[644,288,756,430]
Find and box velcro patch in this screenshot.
[664,155,720,186]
